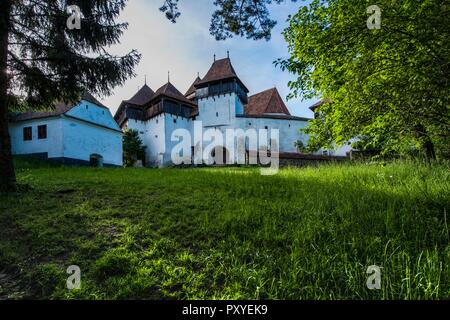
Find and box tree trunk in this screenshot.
[415,124,437,161]
[0,0,16,192]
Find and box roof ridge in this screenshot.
[124,85,154,107]
[185,76,202,96]
[244,87,290,116]
[248,87,276,98]
[152,81,197,106]
[196,57,248,92]
[81,92,108,109]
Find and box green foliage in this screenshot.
[92,247,138,281]
[0,162,449,299]
[6,0,141,110]
[123,129,146,167]
[29,263,65,297]
[278,0,450,159]
[294,140,308,153]
[160,0,300,41]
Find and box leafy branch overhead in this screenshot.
[160,0,299,41]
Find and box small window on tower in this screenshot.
[38,125,47,139]
[23,127,32,141]
[216,112,219,117]
[173,119,177,124]
[265,126,268,130]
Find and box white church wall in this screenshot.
[234,117,309,153]
[197,93,241,127]
[125,116,166,167]
[9,117,64,158]
[144,115,166,167]
[164,113,193,166]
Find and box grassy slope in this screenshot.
[0,160,449,299]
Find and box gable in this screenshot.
[245,88,291,116]
[65,99,121,131]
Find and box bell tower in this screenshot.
[194,54,249,127]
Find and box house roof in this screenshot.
[309,98,332,111]
[151,81,197,106]
[185,76,202,97]
[10,92,107,122]
[124,84,154,106]
[114,85,154,124]
[245,88,291,116]
[196,58,249,92]
[81,92,108,109]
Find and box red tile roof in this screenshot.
[151,82,197,106]
[185,76,201,97]
[125,84,154,106]
[244,88,291,116]
[196,58,248,92]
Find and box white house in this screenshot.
[115,55,312,167]
[9,93,123,167]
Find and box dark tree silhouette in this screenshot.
[160,0,298,40]
[0,0,141,192]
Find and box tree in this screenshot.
[123,129,145,167]
[160,0,298,40]
[294,140,308,153]
[0,0,141,192]
[277,0,450,159]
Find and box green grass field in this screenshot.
[0,160,449,299]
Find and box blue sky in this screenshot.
[104,0,316,118]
